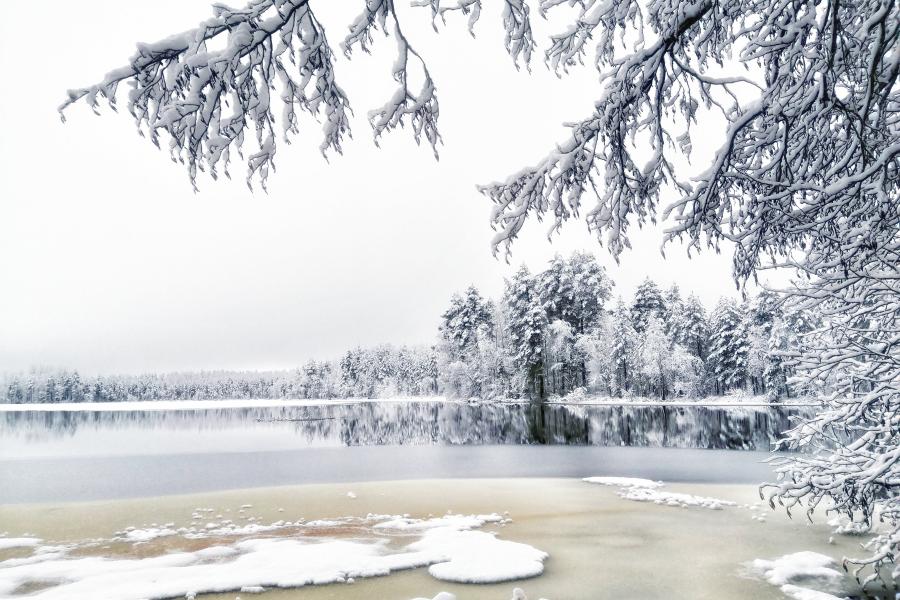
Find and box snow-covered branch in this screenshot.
[60,0,442,187]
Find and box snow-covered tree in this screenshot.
[630,278,666,334]
[681,294,709,361]
[538,252,612,392]
[503,265,547,400]
[574,315,616,395]
[439,286,493,359]
[539,254,606,326]
[763,317,793,400]
[669,344,704,398]
[749,291,782,335]
[538,255,574,326]
[609,298,639,396]
[746,323,769,395]
[662,284,686,344]
[437,294,509,400]
[636,317,673,400]
[707,299,749,394]
[544,319,577,396]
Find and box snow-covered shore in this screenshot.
[0,397,448,412]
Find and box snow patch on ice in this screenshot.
[582,477,662,488]
[0,515,546,600]
[411,590,549,600]
[826,516,869,536]
[748,551,852,600]
[374,514,505,532]
[304,519,345,528]
[410,528,547,583]
[582,476,734,509]
[0,537,42,550]
[779,584,845,600]
[115,526,179,543]
[0,545,71,569]
[619,487,736,510]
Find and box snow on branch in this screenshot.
[60,0,440,188]
[482,0,727,258]
[410,0,535,67]
[343,0,442,157]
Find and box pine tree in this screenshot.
[637,317,673,400]
[631,279,666,334]
[439,285,494,359]
[538,255,574,327]
[539,252,612,392]
[749,290,783,335]
[764,318,792,400]
[681,294,709,360]
[662,284,686,345]
[567,251,612,334]
[609,298,638,396]
[504,266,547,400]
[707,298,750,394]
[746,290,786,396]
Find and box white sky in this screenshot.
[0,1,750,375]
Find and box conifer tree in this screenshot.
[609,298,638,396]
[567,251,613,335]
[630,279,666,334]
[681,294,709,360]
[439,285,494,359]
[707,299,750,394]
[662,284,686,345]
[504,266,547,400]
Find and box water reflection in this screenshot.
[0,401,807,455]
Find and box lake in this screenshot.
[0,400,804,503]
[3,400,867,600]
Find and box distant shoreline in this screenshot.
[0,397,818,412]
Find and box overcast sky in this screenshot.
[0,1,752,375]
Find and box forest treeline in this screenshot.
[2,253,812,403]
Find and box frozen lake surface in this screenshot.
[0,401,868,600]
[0,401,796,503]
